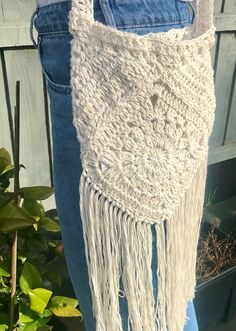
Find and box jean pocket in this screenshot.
[37,32,72,92]
[100,0,194,32]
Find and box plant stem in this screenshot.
[10,232,17,331]
[9,81,20,331]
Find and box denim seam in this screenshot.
[116,19,191,30]
[99,0,116,27]
[35,19,191,36]
[47,80,71,93]
[38,36,71,91]
[38,30,70,36]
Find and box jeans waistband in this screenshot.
[30,0,193,46]
[31,0,106,40]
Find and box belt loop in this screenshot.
[30,6,39,48]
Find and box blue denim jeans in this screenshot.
[31,1,198,330]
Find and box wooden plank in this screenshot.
[209,33,236,147]
[0,25,34,47]
[217,0,236,146]
[0,0,35,23]
[42,75,54,187]
[214,14,236,31]
[4,49,52,189]
[215,0,236,28]
[223,0,236,14]
[0,52,12,155]
[0,0,35,47]
[43,195,56,212]
[211,0,223,74]
[214,0,223,14]
[224,61,236,144]
[208,143,236,165]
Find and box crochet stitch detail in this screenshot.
[69,0,216,330]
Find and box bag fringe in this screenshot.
[79,155,208,331]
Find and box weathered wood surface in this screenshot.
[0,53,12,155]
[0,48,55,209]
[0,0,36,47]
[208,0,236,164]
[4,49,51,186]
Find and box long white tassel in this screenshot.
[164,155,208,331]
[79,155,208,331]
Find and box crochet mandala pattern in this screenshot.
[69,0,216,330]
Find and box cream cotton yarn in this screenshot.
[69,1,216,330]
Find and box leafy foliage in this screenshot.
[0,148,82,330]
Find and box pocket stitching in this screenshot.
[37,35,72,92]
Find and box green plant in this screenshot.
[204,188,217,207]
[0,82,81,331]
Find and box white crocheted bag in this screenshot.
[69,1,216,330]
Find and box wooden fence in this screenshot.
[0,0,236,209]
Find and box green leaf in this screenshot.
[0,267,10,277]
[19,262,42,294]
[0,203,36,232]
[18,304,38,323]
[36,310,52,328]
[22,199,42,222]
[0,164,24,183]
[0,286,11,295]
[17,306,52,331]
[17,320,38,331]
[0,325,8,331]
[0,165,14,177]
[39,218,60,232]
[47,241,57,249]
[20,187,54,201]
[28,288,52,315]
[48,296,82,317]
[0,312,9,331]
[0,312,9,325]
[0,193,14,208]
[0,149,14,190]
[0,148,11,174]
[38,203,45,218]
[0,272,11,290]
[0,175,10,190]
[18,255,27,264]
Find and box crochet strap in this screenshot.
[72,0,214,30]
[195,0,214,32]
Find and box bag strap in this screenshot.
[72,0,94,20]
[71,0,214,31]
[195,0,214,32]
